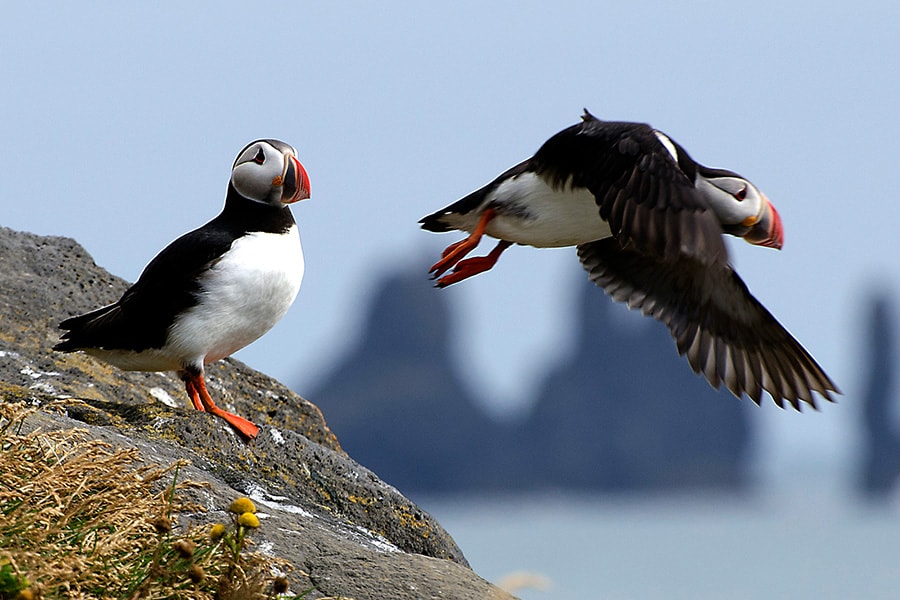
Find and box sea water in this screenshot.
[425,486,900,600]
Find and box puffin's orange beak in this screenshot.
[281,155,311,204]
[744,195,783,250]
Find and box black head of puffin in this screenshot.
[696,166,784,250]
[231,139,311,207]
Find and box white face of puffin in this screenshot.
[231,139,311,207]
[698,172,785,249]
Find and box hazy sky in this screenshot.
[4,2,900,485]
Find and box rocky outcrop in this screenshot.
[307,270,511,493]
[860,292,900,497]
[310,264,751,494]
[0,225,513,600]
[522,279,750,491]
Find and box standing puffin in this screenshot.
[420,110,838,409]
[54,139,310,439]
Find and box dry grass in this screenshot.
[0,402,307,600]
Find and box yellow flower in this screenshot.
[237,512,260,528]
[229,497,256,515]
[209,523,227,541]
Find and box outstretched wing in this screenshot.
[577,238,839,409]
[532,112,727,265]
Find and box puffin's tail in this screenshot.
[53,304,120,352]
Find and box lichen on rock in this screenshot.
[0,225,513,600]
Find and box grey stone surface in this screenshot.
[0,225,514,600]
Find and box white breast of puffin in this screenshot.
[484,172,611,248]
[168,225,304,366]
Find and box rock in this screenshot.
[308,262,750,494]
[523,279,751,491]
[859,292,900,497]
[308,270,509,493]
[0,225,514,600]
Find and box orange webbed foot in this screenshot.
[428,209,498,280]
[434,240,513,287]
[182,371,260,439]
[430,237,477,278]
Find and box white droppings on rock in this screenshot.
[246,483,314,518]
[269,428,285,445]
[20,365,61,379]
[351,525,401,553]
[29,381,57,394]
[256,540,276,556]
[149,387,180,408]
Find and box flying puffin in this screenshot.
[54,139,310,439]
[420,110,838,409]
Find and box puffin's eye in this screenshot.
[734,187,747,201]
[253,148,266,164]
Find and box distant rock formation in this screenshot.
[307,269,509,493]
[521,279,751,491]
[859,292,900,497]
[307,264,752,494]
